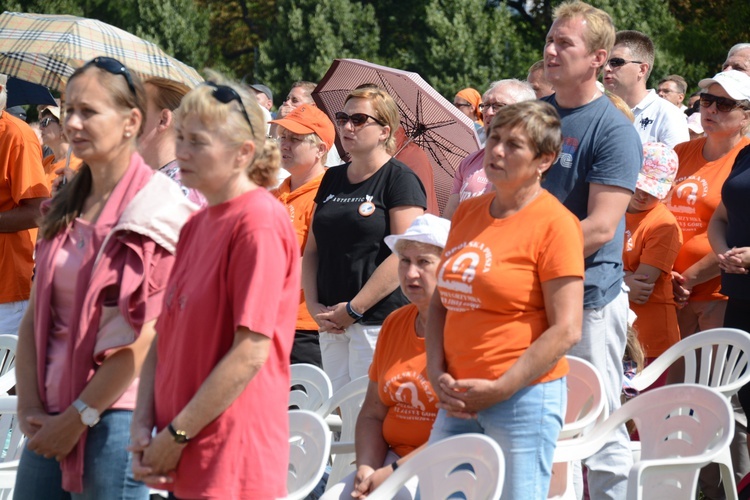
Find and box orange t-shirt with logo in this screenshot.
[624,203,683,357]
[667,137,750,301]
[438,191,584,382]
[0,112,49,304]
[369,304,438,457]
[272,173,324,330]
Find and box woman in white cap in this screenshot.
[667,69,750,341]
[322,214,449,500]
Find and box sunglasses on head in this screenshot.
[40,117,59,128]
[205,82,256,136]
[700,92,746,113]
[86,57,137,96]
[334,112,385,127]
[607,57,642,68]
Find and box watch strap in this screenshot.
[168,423,191,444]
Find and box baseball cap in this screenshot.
[270,104,335,150]
[248,83,273,102]
[698,70,750,101]
[38,98,61,120]
[636,142,679,200]
[384,214,451,252]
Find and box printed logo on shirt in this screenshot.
[437,241,493,311]
[556,136,579,169]
[625,229,634,252]
[383,371,437,422]
[322,194,335,204]
[639,116,654,130]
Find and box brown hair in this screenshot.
[144,77,191,112]
[40,63,147,240]
[175,72,279,188]
[614,30,655,80]
[553,1,615,55]
[487,100,563,159]
[658,75,687,95]
[344,86,400,154]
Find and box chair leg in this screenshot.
[714,446,738,500]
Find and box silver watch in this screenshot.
[72,399,101,427]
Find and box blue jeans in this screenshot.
[429,377,566,499]
[14,410,148,500]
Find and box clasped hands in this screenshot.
[129,423,185,485]
[311,302,356,334]
[717,247,750,275]
[430,372,505,419]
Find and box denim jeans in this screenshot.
[319,323,381,392]
[429,377,566,499]
[14,410,148,500]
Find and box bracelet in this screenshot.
[168,423,191,444]
[346,302,364,321]
[391,460,399,471]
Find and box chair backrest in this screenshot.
[316,375,369,488]
[630,328,750,397]
[289,363,333,412]
[286,410,331,500]
[553,384,733,500]
[559,356,607,440]
[0,396,24,463]
[367,433,505,500]
[0,336,17,395]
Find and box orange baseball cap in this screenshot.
[270,104,335,150]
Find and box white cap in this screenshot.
[384,214,451,252]
[698,70,750,101]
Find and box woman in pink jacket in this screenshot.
[14,57,196,498]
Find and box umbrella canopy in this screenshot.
[6,76,56,107]
[0,11,202,93]
[312,59,481,213]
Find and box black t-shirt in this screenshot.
[721,144,750,300]
[313,158,427,324]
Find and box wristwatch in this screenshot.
[168,423,191,444]
[72,399,101,427]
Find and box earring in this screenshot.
[537,169,542,181]
[125,132,132,138]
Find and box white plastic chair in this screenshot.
[285,410,331,500]
[628,327,750,500]
[366,433,504,500]
[549,356,607,500]
[553,384,734,500]
[289,363,333,412]
[0,335,17,395]
[317,375,369,489]
[0,395,25,499]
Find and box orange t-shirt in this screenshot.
[0,112,50,303]
[667,137,750,301]
[272,173,324,330]
[368,304,438,457]
[42,153,83,190]
[624,203,682,357]
[438,191,584,382]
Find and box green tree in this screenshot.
[256,0,380,102]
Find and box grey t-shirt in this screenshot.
[542,94,642,309]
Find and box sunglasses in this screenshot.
[87,57,137,96]
[607,57,642,68]
[205,82,256,136]
[334,112,385,127]
[454,102,472,109]
[700,92,746,113]
[40,117,59,128]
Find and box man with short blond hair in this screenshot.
[543,2,642,498]
[527,60,554,98]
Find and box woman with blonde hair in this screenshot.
[14,57,196,498]
[130,76,300,499]
[303,86,426,391]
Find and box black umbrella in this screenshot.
[6,77,56,107]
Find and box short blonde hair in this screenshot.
[345,86,400,154]
[554,1,615,55]
[175,73,279,188]
[488,100,563,159]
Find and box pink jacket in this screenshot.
[33,153,198,492]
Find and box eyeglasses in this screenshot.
[86,57,137,96]
[40,117,59,128]
[334,112,385,127]
[606,57,642,68]
[478,102,506,113]
[205,82,256,136]
[699,92,746,113]
[454,102,472,109]
[657,88,680,95]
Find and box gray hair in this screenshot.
[729,43,750,57]
[484,79,536,104]
[0,74,7,111]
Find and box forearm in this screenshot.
[302,248,320,308]
[355,416,390,468]
[0,199,45,232]
[425,293,447,383]
[682,253,721,288]
[350,254,400,313]
[132,339,158,428]
[442,195,460,220]
[16,304,43,412]
[708,215,730,256]
[580,218,615,258]
[171,330,269,438]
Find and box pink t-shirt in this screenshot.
[154,188,300,499]
[450,149,489,201]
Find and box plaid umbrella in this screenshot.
[312,59,481,213]
[0,11,202,92]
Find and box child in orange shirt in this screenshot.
[623,142,683,366]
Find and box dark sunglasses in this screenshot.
[334,112,385,127]
[205,82,256,136]
[607,57,642,68]
[700,92,746,113]
[40,117,59,128]
[86,57,137,96]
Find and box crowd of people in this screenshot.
[1,0,750,498]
